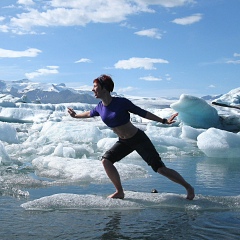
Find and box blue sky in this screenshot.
[0,0,239,98]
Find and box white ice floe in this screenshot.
[32,156,148,183]
[21,191,240,211]
[0,122,19,144]
[197,128,240,158]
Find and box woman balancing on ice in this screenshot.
[68,74,195,200]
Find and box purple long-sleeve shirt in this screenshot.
[90,97,147,128]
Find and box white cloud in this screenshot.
[120,22,136,29]
[114,57,169,70]
[0,25,9,33]
[226,60,240,64]
[233,53,240,57]
[134,28,162,39]
[140,75,162,81]
[3,0,195,34]
[75,58,92,63]
[136,0,195,8]
[2,5,16,9]
[165,73,172,81]
[8,2,140,33]
[140,74,172,81]
[17,0,35,6]
[172,13,202,25]
[118,86,138,93]
[25,66,59,79]
[0,48,41,58]
[223,53,240,64]
[208,85,215,88]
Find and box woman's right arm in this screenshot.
[67,108,91,118]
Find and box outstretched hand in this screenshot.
[166,113,178,124]
[67,107,76,118]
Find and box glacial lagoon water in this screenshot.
[1,155,239,240]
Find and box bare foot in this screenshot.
[186,186,195,200]
[108,191,125,199]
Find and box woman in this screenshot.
[68,74,195,200]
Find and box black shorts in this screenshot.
[102,129,165,172]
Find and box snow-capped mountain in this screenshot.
[0,79,98,104]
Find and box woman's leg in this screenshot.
[157,166,195,200]
[101,141,133,199]
[102,158,125,199]
[134,130,195,200]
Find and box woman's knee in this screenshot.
[102,158,112,166]
[157,166,167,175]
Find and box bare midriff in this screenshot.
[111,121,138,139]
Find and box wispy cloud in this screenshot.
[0,48,41,58]
[118,86,138,93]
[140,74,171,81]
[114,57,169,70]
[140,76,162,81]
[165,74,172,81]
[233,53,240,57]
[226,52,240,64]
[0,25,9,33]
[17,0,35,6]
[134,28,162,39]
[120,22,136,29]
[172,13,202,25]
[226,60,240,64]
[146,0,195,8]
[25,66,59,79]
[75,58,92,63]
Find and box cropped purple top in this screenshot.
[90,97,147,128]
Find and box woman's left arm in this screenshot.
[145,112,178,124]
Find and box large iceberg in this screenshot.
[170,94,221,129]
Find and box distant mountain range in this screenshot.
[0,79,98,104]
[0,79,239,106]
[201,94,223,101]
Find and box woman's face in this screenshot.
[92,82,105,98]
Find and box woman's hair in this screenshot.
[93,74,114,92]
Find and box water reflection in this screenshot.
[196,157,240,192]
[100,208,200,240]
[101,212,131,240]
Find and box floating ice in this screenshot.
[52,143,76,158]
[0,107,34,123]
[197,128,240,158]
[0,122,19,144]
[181,125,205,141]
[21,193,143,211]
[32,156,148,183]
[21,191,240,211]
[0,141,10,163]
[97,138,118,151]
[39,121,105,144]
[171,94,221,129]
